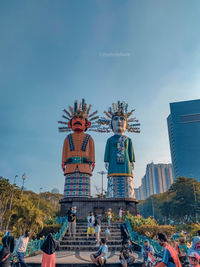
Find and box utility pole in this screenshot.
[21,173,26,203]
[97,171,107,198]
[6,175,18,230]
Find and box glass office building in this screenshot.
[167,99,200,182]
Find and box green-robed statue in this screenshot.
[98,101,140,198]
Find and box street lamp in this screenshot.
[21,173,26,191]
[97,171,107,197]
[14,175,18,185]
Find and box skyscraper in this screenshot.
[135,162,173,200]
[167,99,200,182]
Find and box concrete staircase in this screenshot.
[60,222,122,251]
[25,221,144,266]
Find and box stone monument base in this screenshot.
[60,197,138,220]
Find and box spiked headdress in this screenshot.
[58,99,99,132]
[95,101,140,133]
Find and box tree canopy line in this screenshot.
[0,177,62,238]
[138,177,200,224]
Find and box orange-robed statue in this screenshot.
[58,99,98,197]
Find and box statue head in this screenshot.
[68,112,91,132]
[98,101,140,135]
[58,99,99,133]
[111,112,127,135]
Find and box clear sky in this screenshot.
[1,0,200,195]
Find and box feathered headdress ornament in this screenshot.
[93,101,140,133]
[58,99,99,132]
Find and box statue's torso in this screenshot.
[105,135,133,177]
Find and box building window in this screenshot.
[180,113,200,123]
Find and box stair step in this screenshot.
[60,241,122,246]
[59,245,122,251]
[62,239,121,242]
[64,233,121,237]
[28,263,143,266]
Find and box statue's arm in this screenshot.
[128,138,135,169]
[89,137,95,171]
[104,139,110,170]
[62,137,69,171]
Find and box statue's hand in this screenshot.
[105,162,109,170]
[131,162,134,170]
[62,162,65,172]
[90,162,95,172]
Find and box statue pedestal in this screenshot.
[60,197,138,219]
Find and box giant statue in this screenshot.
[58,99,98,197]
[98,101,140,198]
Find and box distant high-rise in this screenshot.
[167,99,200,182]
[135,162,173,200]
[51,188,60,194]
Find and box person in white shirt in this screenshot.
[118,208,123,222]
[15,230,30,263]
[105,227,111,241]
[90,238,108,266]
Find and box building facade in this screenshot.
[167,99,200,182]
[135,162,173,200]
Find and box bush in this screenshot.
[190,224,200,237]
[127,212,158,229]
[105,211,118,222]
[134,224,175,239]
[44,217,57,225]
[36,223,61,239]
[0,232,4,245]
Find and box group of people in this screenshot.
[141,231,200,267]
[0,230,59,267]
[0,230,30,267]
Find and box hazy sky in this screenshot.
[1,0,200,195]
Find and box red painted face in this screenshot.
[68,115,91,132]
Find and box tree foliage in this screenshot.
[138,177,200,224]
[0,177,62,238]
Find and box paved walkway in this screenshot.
[25,250,143,265]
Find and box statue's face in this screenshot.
[112,115,127,135]
[68,115,87,132]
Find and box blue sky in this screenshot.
[1,0,200,195]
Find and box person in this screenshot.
[188,236,200,256]
[90,238,108,266]
[119,208,123,222]
[87,211,95,239]
[105,227,111,242]
[188,252,200,267]
[94,218,101,246]
[41,233,59,267]
[142,240,155,264]
[197,231,200,237]
[100,101,139,198]
[107,209,112,226]
[14,230,30,264]
[119,239,135,267]
[67,207,76,238]
[155,233,181,267]
[60,99,97,198]
[120,223,129,245]
[176,233,188,266]
[0,235,15,267]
